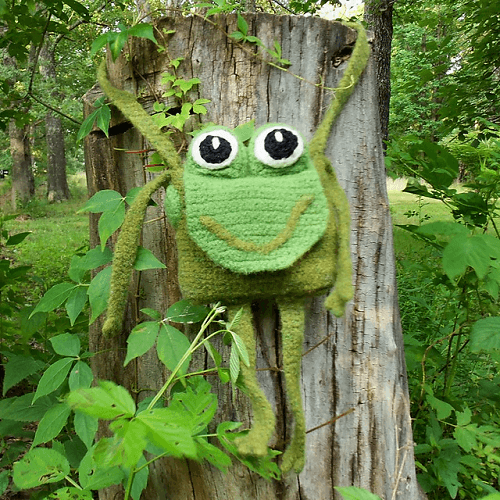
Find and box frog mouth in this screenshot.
[199,194,315,254]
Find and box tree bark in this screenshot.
[84,13,424,500]
[40,42,70,202]
[9,120,35,209]
[364,0,396,150]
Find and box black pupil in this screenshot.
[264,129,298,160]
[199,135,232,164]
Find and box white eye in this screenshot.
[254,126,304,168]
[191,129,239,170]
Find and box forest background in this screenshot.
[0,0,500,499]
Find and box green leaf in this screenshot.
[156,324,191,375]
[74,412,98,449]
[141,308,162,320]
[134,246,166,270]
[230,30,245,41]
[229,346,240,386]
[13,448,70,489]
[470,317,500,353]
[165,299,210,323]
[196,438,232,471]
[169,377,218,434]
[456,406,472,426]
[96,104,111,137]
[216,421,281,481]
[125,454,149,500]
[136,408,198,458]
[0,470,10,495]
[127,23,158,44]
[233,120,255,143]
[48,488,93,500]
[69,361,94,391]
[0,393,54,421]
[454,426,477,452]
[79,246,113,270]
[78,445,124,490]
[426,395,453,420]
[50,333,81,357]
[335,486,382,500]
[442,234,492,280]
[67,380,136,420]
[2,354,44,396]
[88,266,112,323]
[416,221,469,238]
[78,190,123,214]
[98,200,126,249]
[33,358,75,403]
[31,283,77,316]
[101,419,148,467]
[90,33,109,57]
[229,331,250,367]
[66,286,88,325]
[77,109,99,142]
[6,231,31,246]
[32,403,71,447]
[237,13,248,35]
[110,29,129,61]
[124,321,160,367]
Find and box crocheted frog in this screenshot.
[98,22,369,474]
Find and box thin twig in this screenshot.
[305,408,355,434]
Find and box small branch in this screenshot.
[27,92,82,125]
[305,408,355,434]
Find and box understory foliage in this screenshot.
[387,130,500,499]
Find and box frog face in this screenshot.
[181,124,329,275]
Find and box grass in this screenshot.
[2,173,90,297]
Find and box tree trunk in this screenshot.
[9,120,35,209]
[364,0,396,150]
[84,13,425,500]
[40,43,70,202]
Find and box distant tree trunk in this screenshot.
[40,43,70,202]
[9,120,35,208]
[364,0,396,150]
[84,14,425,500]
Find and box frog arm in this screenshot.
[308,22,370,158]
[102,171,171,337]
[97,60,183,192]
[323,159,353,316]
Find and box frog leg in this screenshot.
[278,297,306,474]
[227,303,275,458]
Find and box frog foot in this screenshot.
[235,431,269,458]
[281,434,306,474]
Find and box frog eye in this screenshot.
[254,126,304,168]
[191,129,239,170]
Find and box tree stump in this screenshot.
[83,13,425,500]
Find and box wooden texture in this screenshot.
[83,13,425,500]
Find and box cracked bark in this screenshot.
[84,13,425,500]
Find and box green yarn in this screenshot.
[102,171,170,337]
[228,304,275,458]
[164,185,182,229]
[279,298,306,474]
[183,167,329,274]
[96,21,369,473]
[309,22,370,158]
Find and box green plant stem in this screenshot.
[146,303,222,410]
[64,475,82,490]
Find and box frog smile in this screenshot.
[199,194,315,254]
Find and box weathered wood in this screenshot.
[84,13,425,500]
